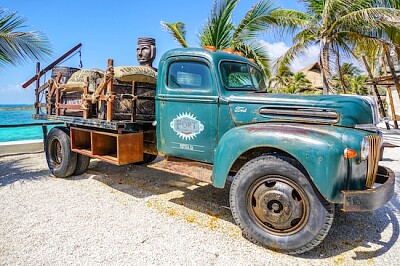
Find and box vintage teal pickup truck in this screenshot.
[37,47,395,254]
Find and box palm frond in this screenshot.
[269,8,316,36]
[330,7,400,34]
[236,40,271,77]
[232,0,277,43]
[200,0,238,49]
[275,38,313,73]
[161,21,188,47]
[0,10,52,67]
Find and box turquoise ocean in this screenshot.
[0,104,52,142]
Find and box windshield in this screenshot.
[220,61,266,91]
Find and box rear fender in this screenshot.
[212,124,347,202]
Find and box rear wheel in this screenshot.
[45,127,77,178]
[230,155,334,254]
[73,154,91,175]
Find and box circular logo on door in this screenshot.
[170,112,205,140]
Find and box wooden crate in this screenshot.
[70,127,143,165]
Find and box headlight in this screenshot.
[361,137,370,161]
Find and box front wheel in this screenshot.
[229,155,334,254]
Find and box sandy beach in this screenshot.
[0,128,399,265]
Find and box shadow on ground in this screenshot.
[73,159,400,259]
[0,152,49,187]
[2,152,398,259]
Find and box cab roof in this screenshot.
[160,48,257,66]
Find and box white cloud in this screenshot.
[261,41,320,72]
[0,83,35,104]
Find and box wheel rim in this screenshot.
[49,138,63,169]
[247,175,310,236]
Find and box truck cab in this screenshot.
[154,48,395,254]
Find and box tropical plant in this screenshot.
[349,74,370,95]
[0,9,52,68]
[284,72,316,94]
[272,0,400,94]
[161,0,278,78]
[333,62,361,93]
[267,64,292,92]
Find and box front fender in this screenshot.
[212,123,348,202]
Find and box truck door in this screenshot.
[156,58,219,163]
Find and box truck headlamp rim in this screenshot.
[361,137,370,161]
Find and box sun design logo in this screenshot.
[170,113,205,140]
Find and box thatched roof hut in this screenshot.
[298,62,323,89]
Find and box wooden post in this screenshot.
[361,55,390,129]
[83,76,89,119]
[383,45,400,100]
[106,59,114,122]
[382,56,399,129]
[35,62,40,115]
[55,72,62,116]
[132,81,136,122]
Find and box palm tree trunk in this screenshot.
[334,46,347,94]
[320,40,334,94]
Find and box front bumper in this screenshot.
[342,166,395,212]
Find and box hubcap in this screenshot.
[50,138,63,168]
[248,175,310,235]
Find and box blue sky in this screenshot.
[0,0,316,104]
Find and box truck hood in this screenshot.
[227,93,377,128]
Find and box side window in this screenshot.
[167,61,211,90]
[249,66,266,91]
[220,62,252,89]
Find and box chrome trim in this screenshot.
[365,135,382,188]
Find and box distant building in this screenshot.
[298,62,323,89]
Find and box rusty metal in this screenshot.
[343,166,395,212]
[365,135,381,188]
[247,175,310,236]
[148,156,213,183]
[22,43,82,89]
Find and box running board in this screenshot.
[148,157,213,183]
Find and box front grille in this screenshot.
[365,135,381,188]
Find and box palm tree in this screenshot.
[284,72,314,94]
[333,62,361,93]
[272,0,400,94]
[267,64,292,92]
[349,74,369,95]
[0,9,52,68]
[161,0,278,78]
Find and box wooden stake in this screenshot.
[383,45,400,100]
[361,55,390,130]
[382,56,399,129]
[106,59,114,122]
[35,62,40,115]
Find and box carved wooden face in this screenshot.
[137,44,155,66]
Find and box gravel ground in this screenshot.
[0,129,399,266]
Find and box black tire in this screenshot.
[73,154,91,175]
[143,153,157,163]
[230,155,334,254]
[45,127,77,178]
[135,153,158,164]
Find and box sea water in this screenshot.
[0,104,51,142]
